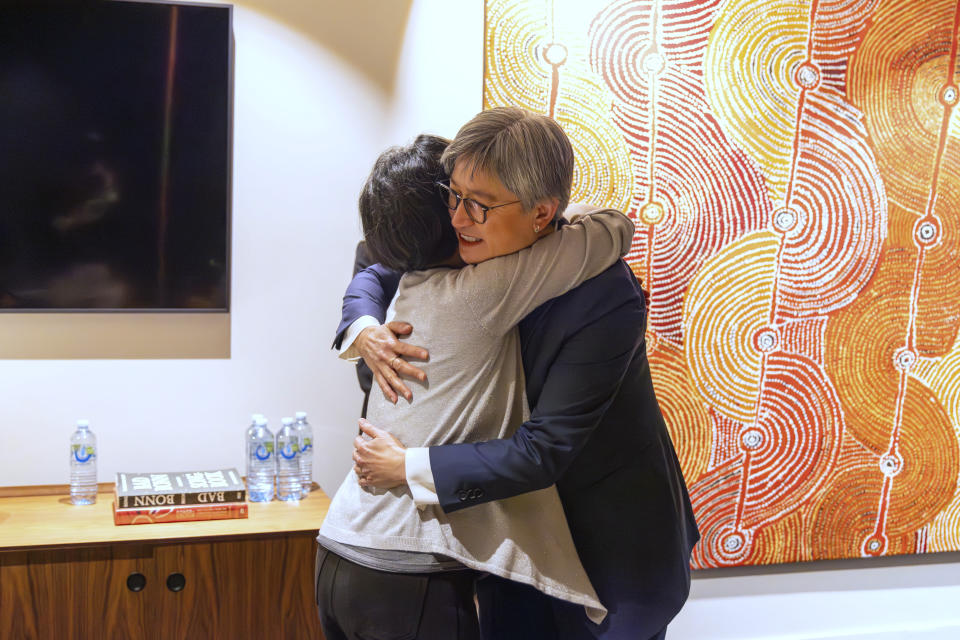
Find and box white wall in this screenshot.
[674,553,960,639]
[1,1,957,638]
[0,0,482,495]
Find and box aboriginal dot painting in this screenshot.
[484,0,960,566]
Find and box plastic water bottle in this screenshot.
[246,414,275,502]
[294,411,313,498]
[69,419,98,505]
[276,417,301,502]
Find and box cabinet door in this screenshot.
[153,533,323,639]
[0,545,153,639]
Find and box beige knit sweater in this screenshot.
[321,205,635,624]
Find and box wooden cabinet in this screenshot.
[2,545,152,639]
[0,487,329,640]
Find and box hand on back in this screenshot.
[356,321,428,403]
[353,419,407,489]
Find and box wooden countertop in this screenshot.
[0,486,330,551]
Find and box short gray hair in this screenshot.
[441,107,574,218]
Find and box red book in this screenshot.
[113,501,248,526]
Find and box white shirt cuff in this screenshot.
[405,447,439,509]
[338,315,381,361]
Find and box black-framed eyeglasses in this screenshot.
[436,182,521,225]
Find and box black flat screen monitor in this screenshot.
[0,1,231,311]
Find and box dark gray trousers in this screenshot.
[315,545,481,640]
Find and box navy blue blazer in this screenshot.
[335,257,699,638]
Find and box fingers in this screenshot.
[385,321,413,336]
[392,340,429,362]
[358,324,427,362]
[380,349,426,384]
[353,440,368,473]
[377,362,412,402]
[354,464,370,488]
[373,371,399,404]
[358,419,376,438]
[358,418,389,439]
[395,360,427,383]
[357,326,403,365]
[358,324,427,403]
[353,439,370,486]
[357,325,428,398]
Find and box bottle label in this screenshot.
[254,442,273,461]
[302,438,313,452]
[279,443,299,459]
[72,444,95,463]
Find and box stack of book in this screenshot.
[114,468,248,526]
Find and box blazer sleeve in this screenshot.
[429,293,646,512]
[332,243,402,349]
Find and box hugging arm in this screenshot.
[429,301,642,511]
[334,261,426,402]
[337,208,633,400]
[346,211,640,498]
[455,208,634,335]
[345,242,376,400]
[333,261,401,349]
[352,277,648,507]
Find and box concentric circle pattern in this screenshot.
[740,353,844,528]
[485,0,960,567]
[812,0,880,60]
[912,346,960,553]
[590,0,772,344]
[848,1,960,215]
[557,78,636,214]
[703,0,809,203]
[806,464,917,559]
[649,340,713,483]
[775,88,887,319]
[683,232,778,423]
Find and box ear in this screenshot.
[532,197,560,230]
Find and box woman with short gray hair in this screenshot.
[440,106,575,217]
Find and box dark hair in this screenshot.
[359,134,457,272]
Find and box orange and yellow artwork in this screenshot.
[484,0,960,566]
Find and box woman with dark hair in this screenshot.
[315,132,633,639]
[356,135,459,273]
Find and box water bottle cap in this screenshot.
[251,413,265,422]
[254,416,268,426]
[281,417,294,425]
[77,419,90,428]
[295,412,307,420]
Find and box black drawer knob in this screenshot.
[166,572,186,592]
[126,572,146,592]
